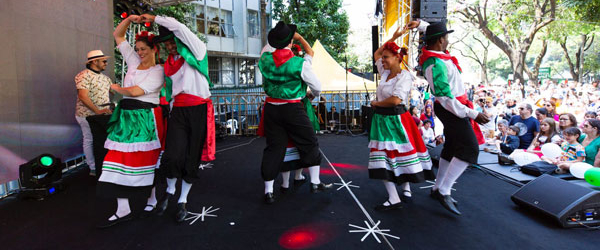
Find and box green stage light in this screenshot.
[40,156,54,167]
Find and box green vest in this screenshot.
[259,52,307,100]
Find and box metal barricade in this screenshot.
[210,90,376,135]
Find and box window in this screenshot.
[209,57,220,85]
[208,56,236,86]
[206,7,234,38]
[239,59,257,85]
[248,10,259,38]
[194,5,205,34]
[221,57,234,85]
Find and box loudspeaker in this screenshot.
[511,174,600,228]
[372,26,379,74]
[412,0,447,22]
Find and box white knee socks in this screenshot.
[281,171,291,188]
[166,178,177,195]
[264,180,274,194]
[109,198,131,221]
[382,180,401,205]
[145,187,158,211]
[178,181,192,203]
[401,182,411,197]
[294,169,305,180]
[438,157,469,195]
[308,165,321,184]
[434,158,451,190]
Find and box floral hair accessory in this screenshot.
[135,30,156,42]
[383,41,408,57]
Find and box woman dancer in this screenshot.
[97,15,165,228]
[368,26,433,211]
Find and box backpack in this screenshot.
[520,161,557,176]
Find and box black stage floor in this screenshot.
[1,135,599,250]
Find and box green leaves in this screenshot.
[272,0,349,63]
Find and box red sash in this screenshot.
[455,94,485,145]
[173,93,215,161]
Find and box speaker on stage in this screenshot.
[412,0,448,22]
[372,26,379,74]
[511,174,600,228]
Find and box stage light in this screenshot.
[144,22,151,27]
[18,154,64,200]
[121,12,128,19]
[278,222,337,249]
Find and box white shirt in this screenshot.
[422,127,435,143]
[118,41,164,104]
[375,58,413,105]
[260,44,322,97]
[417,20,478,119]
[155,16,211,99]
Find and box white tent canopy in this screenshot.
[311,40,376,91]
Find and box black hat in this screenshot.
[267,21,297,49]
[423,21,454,41]
[154,25,175,43]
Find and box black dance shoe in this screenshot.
[97,213,133,228]
[175,203,188,223]
[280,186,290,194]
[435,194,462,215]
[400,190,413,204]
[139,205,155,219]
[374,200,402,211]
[156,192,173,216]
[264,192,275,204]
[430,189,458,205]
[293,175,307,187]
[310,183,332,193]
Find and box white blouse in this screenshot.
[375,58,414,106]
[118,41,164,104]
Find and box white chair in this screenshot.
[226,119,238,135]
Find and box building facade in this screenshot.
[191,0,271,88]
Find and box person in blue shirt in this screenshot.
[509,103,540,149]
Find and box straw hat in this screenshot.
[86,50,110,63]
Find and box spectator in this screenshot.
[535,107,548,123]
[585,111,597,121]
[558,113,578,137]
[551,127,585,171]
[496,119,509,142]
[509,103,540,149]
[543,100,560,121]
[421,119,436,148]
[420,105,435,128]
[578,119,600,167]
[527,118,560,156]
[327,106,339,131]
[496,125,520,155]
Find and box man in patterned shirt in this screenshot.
[75,50,113,175]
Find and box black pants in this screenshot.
[261,103,321,181]
[159,104,207,183]
[434,103,479,164]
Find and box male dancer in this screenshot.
[140,14,215,222]
[412,20,489,215]
[259,21,331,204]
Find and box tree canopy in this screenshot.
[272,0,350,63]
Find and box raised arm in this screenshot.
[374,26,408,61]
[294,33,313,57]
[114,15,141,45]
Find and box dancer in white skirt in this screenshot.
[369,26,433,211]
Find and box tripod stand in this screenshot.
[337,56,354,135]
